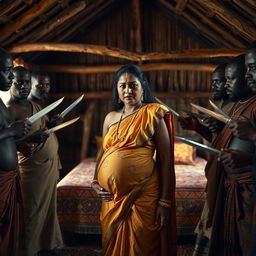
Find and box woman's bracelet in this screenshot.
[158,201,172,208]
[159,198,172,204]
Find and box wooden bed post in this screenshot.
[80,100,96,160]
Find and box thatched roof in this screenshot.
[1,0,255,60]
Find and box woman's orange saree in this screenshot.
[98,103,176,255]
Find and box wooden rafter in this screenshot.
[50,91,212,99]
[9,42,247,60]
[195,0,256,41]
[9,43,141,61]
[158,0,232,47]
[39,63,216,74]
[175,0,188,14]
[0,0,58,42]
[0,0,24,17]
[50,0,117,43]
[3,3,63,47]
[132,0,142,52]
[231,0,256,21]
[187,2,246,48]
[243,0,256,10]
[19,1,86,43]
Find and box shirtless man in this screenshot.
[0,49,30,256]
[7,66,63,256]
[28,70,50,105]
[29,70,63,127]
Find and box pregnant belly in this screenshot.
[98,148,154,197]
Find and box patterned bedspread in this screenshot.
[57,157,207,235]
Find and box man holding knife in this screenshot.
[7,67,65,256]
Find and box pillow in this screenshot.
[174,141,196,165]
[95,136,103,161]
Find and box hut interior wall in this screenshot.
[32,1,225,177]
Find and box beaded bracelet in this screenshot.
[158,201,172,209]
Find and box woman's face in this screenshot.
[117,72,143,106]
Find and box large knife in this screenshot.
[155,97,180,117]
[208,99,232,120]
[27,97,64,124]
[59,94,84,118]
[175,135,222,156]
[45,117,80,134]
[182,110,206,120]
[190,103,233,125]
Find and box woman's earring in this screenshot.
[118,98,121,103]
[141,94,144,102]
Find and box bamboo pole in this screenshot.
[9,42,247,60]
[0,0,58,42]
[39,63,216,74]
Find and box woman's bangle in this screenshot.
[158,201,172,209]
[91,179,99,185]
[159,198,172,204]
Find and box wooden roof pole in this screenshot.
[0,0,24,17]
[80,101,96,160]
[243,0,256,9]
[187,2,246,48]
[51,0,115,42]
[39,63,216,74]
[3,3,62,47]
[158,0,232,47]
[20,1,86,43]
[132,0,142,53]
[231,0,256,22]
[9,42,247,60]
[0,0,58,42]
[175,0,188,14]
[195,0,256,41]
[9,43,141,61]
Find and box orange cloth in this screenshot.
[0,169,23,256]
[97,103,176,256]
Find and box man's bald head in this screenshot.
[0,47,14,91]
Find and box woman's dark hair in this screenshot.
[112,64,155,110]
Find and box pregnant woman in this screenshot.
[92,64,176,256]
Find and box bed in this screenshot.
[57,156,207,236]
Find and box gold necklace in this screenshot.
[115,104,143,142]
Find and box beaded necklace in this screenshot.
[115,104,143,142]
[230,97,252,118]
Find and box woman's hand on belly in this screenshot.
[92,183,114,202]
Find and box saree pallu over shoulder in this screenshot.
[0,169,23,256]
[98,103,176,256]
